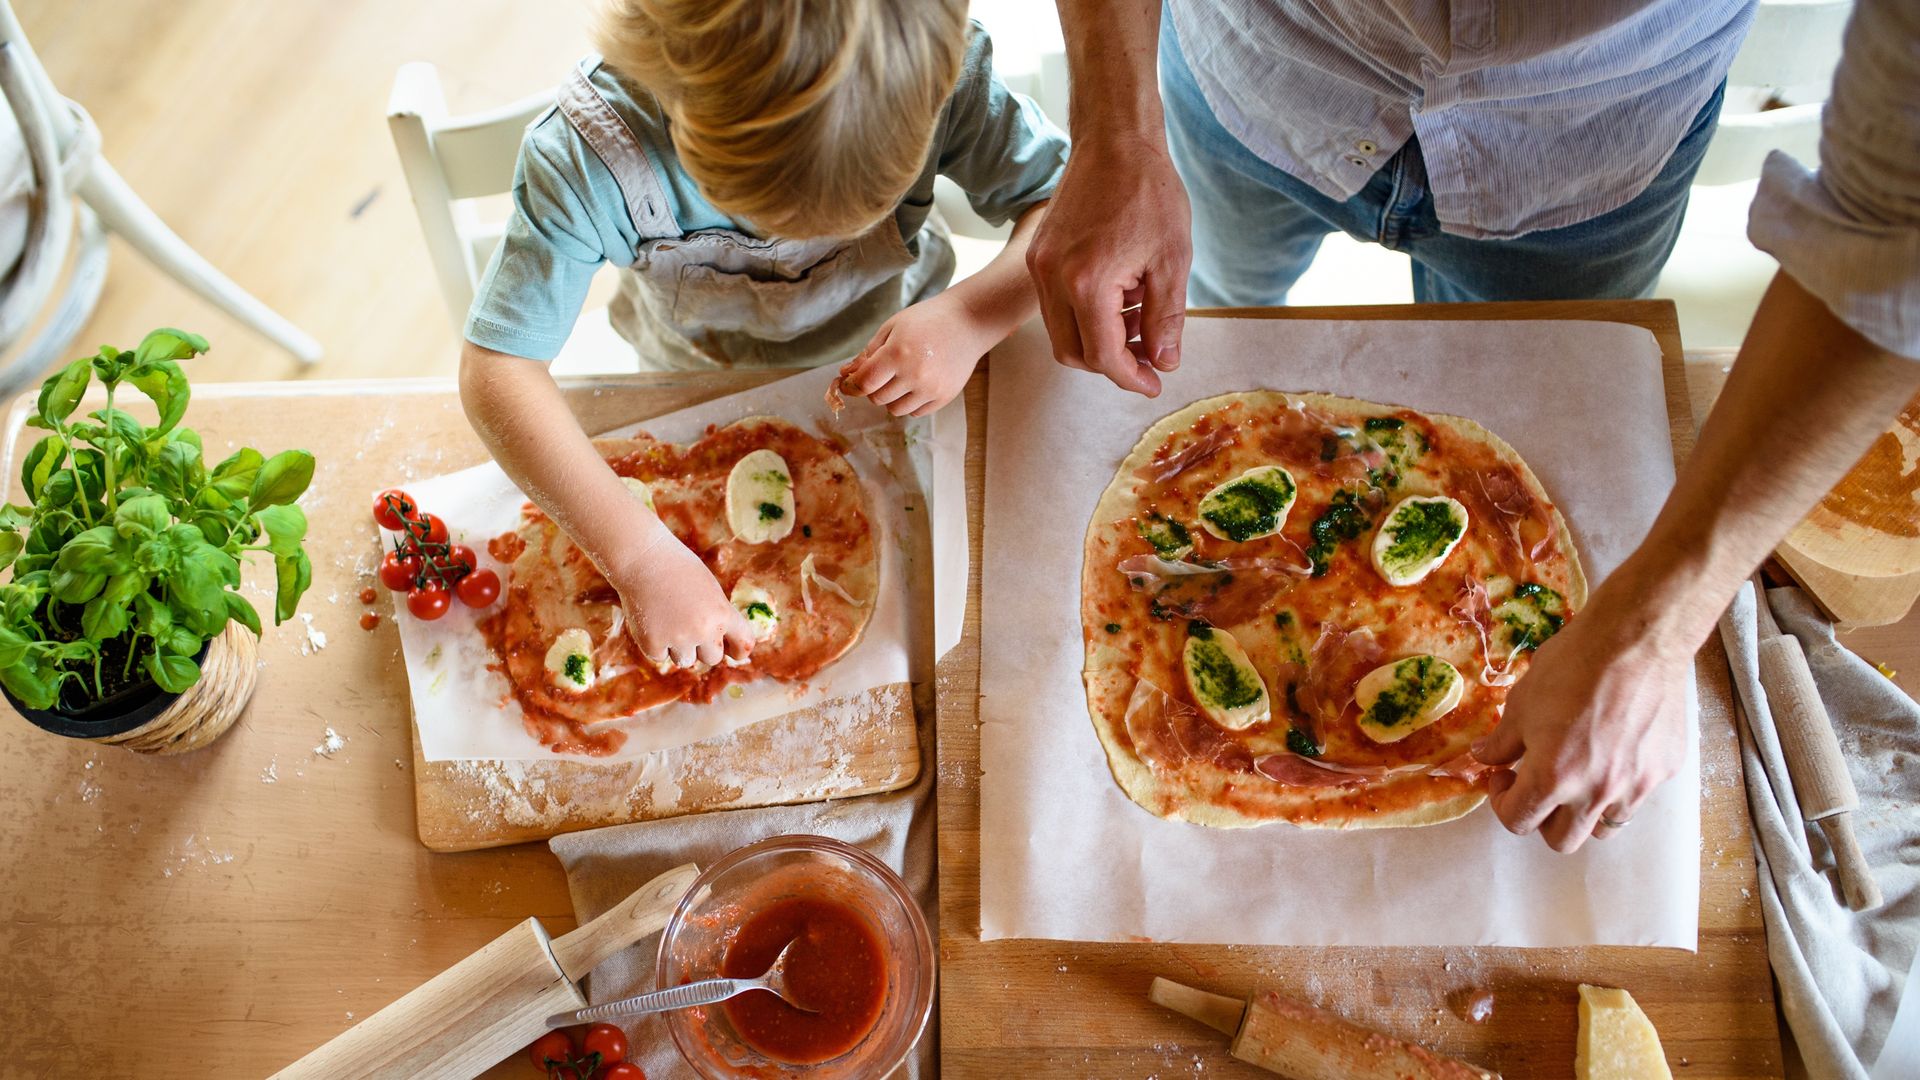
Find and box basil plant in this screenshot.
[0,329,315,710]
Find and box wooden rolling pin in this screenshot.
[1753,578,1884,911]
[271,863,698,1079]
[1150,977,1500,1079]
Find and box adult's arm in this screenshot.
[1478,0,1920,853]
[1025,0,1190,397]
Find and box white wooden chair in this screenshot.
[1655,0,1853,348]
[387,62,633,375]
[0,0,320,392]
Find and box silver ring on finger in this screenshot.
[1597,815,1632,831]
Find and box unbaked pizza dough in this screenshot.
[1082,391,1586,829]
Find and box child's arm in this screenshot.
[839,201,1049,416]
[458,341,755,668]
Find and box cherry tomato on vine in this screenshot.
[581,1024,629,1067]
[525,1030,574,1072]
[406,581,451,621]
[378,550,421,592]
[455,568,501,609]
[443,544,479,575]
[372,489,416,531]
[420,513,450,546]
[600,1063,647,1080]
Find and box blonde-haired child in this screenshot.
[460,0,1066,668]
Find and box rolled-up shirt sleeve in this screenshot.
[1747,0,1920,360]
[464,133,606,362]
[935,24,1070,227]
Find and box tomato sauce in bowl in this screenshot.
[658,836,935,1080]
[720,897,888,1064]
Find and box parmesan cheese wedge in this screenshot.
[1576,985,1673,1080]
[543,627,596,692]
[1182,625,1269,731]
[725,449,795,544]
[1197,465,1297,543]
[620,476,656,511]
[1371,495,1468,585]
[730,582,780,641]
[1354,654,1464,743]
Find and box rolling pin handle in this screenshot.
[1819,814,1884,912]
[1149,976,1248,1037]
[551,863,700,984]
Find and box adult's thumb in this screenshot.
[1472,716,1524,766]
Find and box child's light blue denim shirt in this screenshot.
[466,24,1068,362]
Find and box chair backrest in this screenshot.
[1694,0,1851,186]
[387,62,553,331]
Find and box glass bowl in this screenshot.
[657,835,935,1079]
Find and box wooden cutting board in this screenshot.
[939,302,1783,1079]
[0,374,920,855]
[1685,353,1920,627]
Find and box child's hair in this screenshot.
[593,0,969,240]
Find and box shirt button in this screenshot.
[1355,139,1378,155]
[1347,156,1369,168]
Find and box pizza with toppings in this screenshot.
[478,416,878,756]
[1081,392,1586,829]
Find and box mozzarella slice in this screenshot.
[725,449,795,544]
[1354,654,1464,743]
[543,627,596,693]
[620,476,656,512]
[1182,625,1269,731]
[1197,465,1297,543]
[730,582,780,641]
[1371,495,1468,586]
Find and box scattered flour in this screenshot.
[260,758,279,784]
[298,613,329,655]
[313,727,347,758]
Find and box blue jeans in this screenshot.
[1160,18,1726,305]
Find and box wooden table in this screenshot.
[0,373,786,1077]
[937,302,1792,1079]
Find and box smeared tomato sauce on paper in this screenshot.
[476,420,876,756]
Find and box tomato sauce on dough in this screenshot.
[475,419,877,756]
[720,896,888,1064]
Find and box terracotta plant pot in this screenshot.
[3,624,259,754]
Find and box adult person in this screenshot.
[1029,0,1920,852]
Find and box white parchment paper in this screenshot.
[979,317,1702,948]
[390,364,961,763]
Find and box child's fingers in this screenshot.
[888,391,932,417]
[723,622,756,662]
[695,638,724,668]
[848,355,898,396]
[867,376,912,406]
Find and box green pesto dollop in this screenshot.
[757,501,785,522]
[1363,416,1405,432]
[744,601,774,620]
[1104,622,1121,634]
[562,652,589,687]
[1495,582,1567,652]
[1378,498,1465,580]
[1362,655,1455,729]
[1185,633,1263,712]
[1306,490,1371,576]
[1200,467,1296,542]
[1136,512,1193,558]
[1285,727,1322,757]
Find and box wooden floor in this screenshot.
[18,0,595,382]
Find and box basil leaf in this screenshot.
[153,440,203,501]
[224,591,261,637]
[80,585,135,641]
[0,626,30,668]
[273,549,312,625]
[21,437,63,502]
[128,359,191,436]
[114,494,170,540]
[36,359,91,424]
[252,504,307,557]
[145,649,201,694]
[135,592,173,636]
[0,531,21,572]
[1,658,58,710]
[131,327,209,370]
[209,447,263,502]
[250,450,314,509]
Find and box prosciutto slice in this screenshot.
[1252,752,1370,788]
[1253,749,1493,788]
[1450,574,1523,687]
[1123,678,1253,774]
[1474,466,1558,564]
[1296,623,1384,727]
[1139,424,1237,484]
[1116,552,1308,625]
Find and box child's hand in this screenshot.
[610,531,756,669]
[839,293,994,417]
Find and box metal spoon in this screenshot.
[547,938,815,1026]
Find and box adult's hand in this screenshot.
[1029,0,1191,397]
[1027,134,1192,397]
[1471,574,1692,853]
